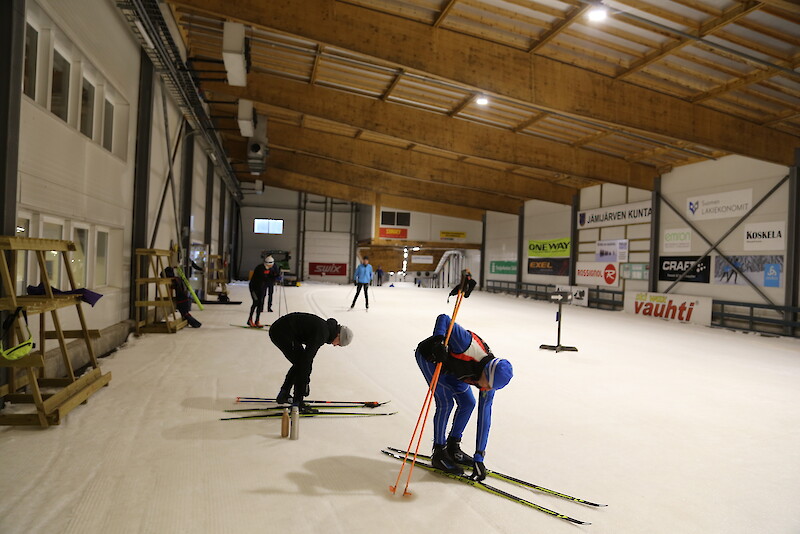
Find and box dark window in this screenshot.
[396,212,411,226]
[23,24,37,99]
[381,211,395,225]
[80,79,94,138]
[51,50,70,121]
[102,99,114,151]
[381,210,411,227]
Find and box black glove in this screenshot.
[354,281,358,286]
[471,461,487,481]
[431,335,448,363]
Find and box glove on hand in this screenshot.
[471,461,487,481]
[431,335,448,363]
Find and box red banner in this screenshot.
[309,262,347,276]
[379,227,408,239]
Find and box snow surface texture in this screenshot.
[1,281,799,533]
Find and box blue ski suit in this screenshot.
[415,314,496,463]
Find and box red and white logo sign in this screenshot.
[604,264,617,285]
[309,262,347,276]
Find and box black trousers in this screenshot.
[249,286,266,320]
[269,326,314,402]
[351,283,369,307]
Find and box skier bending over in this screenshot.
[270,312,353,413]
[415,313,513,480]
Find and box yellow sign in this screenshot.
[440,231,466,241]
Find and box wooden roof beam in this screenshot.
[204,73,657,189]
[528,5,590,54]
[434,0,459,28]
[170,0,800,165]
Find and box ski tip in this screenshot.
[388,485,397,494]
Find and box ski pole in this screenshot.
[390,272,470,495]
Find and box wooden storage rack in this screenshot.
[205,254,229,299]
[0,236,112,427]
[134,248,187,334]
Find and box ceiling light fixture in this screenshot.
[476,95,489,106]
[222,22,248,86]
[587,6,608,22]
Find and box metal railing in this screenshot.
[485,280,623,310]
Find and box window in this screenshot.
[102,99,114,151]
[51,49,70,122]
[95,230,108,286]
[80,79,94,138]
[381,211,411,227]
[72,227,88,288]
[23,24,37,99]
[254,218,284,234]
[42,221,63,289]
[15,217,30,294]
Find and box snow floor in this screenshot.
[1,281,799,534]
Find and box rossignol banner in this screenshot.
[308,262,347,276]
[528,238,571,257]
[658,256,711,284]
[575,262,620,287]
[555,285,589,307]
[624,291,712,326]
[595,239,628,262]
[743,221,785,251]
[528,258,570,276]
[686,188,752,221]
[490,261,517,275]
[577,201,651,229]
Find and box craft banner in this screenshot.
[658,256,711,284]
[528,238,571,258]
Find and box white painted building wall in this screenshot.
[523,199,572,286]
[483,211,518,283]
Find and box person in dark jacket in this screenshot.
[247,256,281,327]
[416,314,512,480]
[164,267,201,328]
[269,312,353,413]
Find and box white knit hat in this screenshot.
[338,325,353,347]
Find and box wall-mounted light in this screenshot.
[222,22,247,86]
[237,99,255,137]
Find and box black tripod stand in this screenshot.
[539,291,578,353]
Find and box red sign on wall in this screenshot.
[379,227,408,239]
[309,262,347,276]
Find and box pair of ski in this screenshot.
[382,447,605,525]
[221,397,395,420]
[230,324,270,330]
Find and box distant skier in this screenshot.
[247,256,280,327]
[415,313,513,480]
[270,312,353,413]
[351,256,373,309]
[164,267,201,328]
[375,266,385,286]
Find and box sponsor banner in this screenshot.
[577,201,651,229]
[490,260,517,275]
[308,262,347,276]
[624,291,712,326]
[713,255,784,288]
[411,255,434,264]
[379,227,407,239]
[595,239,628,262]
[663,228,692,253]
[744,221,785,251]
[440,231,466,241]
[621,263,649,280]
[555,285,589,307]
[527,257,570,276]
[575,261,619,287]
[528,237,571,258]
[658,256,711,284]
[687,188,752,221]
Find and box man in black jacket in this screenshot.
[269,312,353,412]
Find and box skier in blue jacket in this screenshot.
[351,256,373,309]
[415,314,513,480]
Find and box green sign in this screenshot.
[528,238,571,258]
[490,261,517,275]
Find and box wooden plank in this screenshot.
[0,413,57,426]
[173,0,800,165]
[37,378,76,387]
[52,371,112,422]
[0,236,75,252]
[44,329,101,340]
[42,368,102,414]
[135,300,177,307]
[0,351,44,368]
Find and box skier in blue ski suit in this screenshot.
[415,314,513,480]
[351,256,373,309]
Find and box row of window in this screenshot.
[15,215,110,295]
[381,210,411,227]
[23,19,120,154]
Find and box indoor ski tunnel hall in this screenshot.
[1,281,798,534]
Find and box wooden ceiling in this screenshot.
[166,0,800,218]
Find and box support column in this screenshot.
[516,204,525,296]
[0,0,24,238]
[204,155,214,248]
[480,213,486,290]
[179,124,194,271]
[569,194,579,286]
[218,186,227,259]
[130,49,154,320]
[786,149,799,334]
[648,176,661,293]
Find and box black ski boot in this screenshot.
[431,444,464,475]
[298,402,319,415]
[275,389,291,405]
[446,436,474,466]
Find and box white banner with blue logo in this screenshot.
[686,189,752,221]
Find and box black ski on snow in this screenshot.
[235,397,389,408]
[221,410,396,421]
[225,404,388,413]
[381,449,590,525]
[385,446,606,507]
